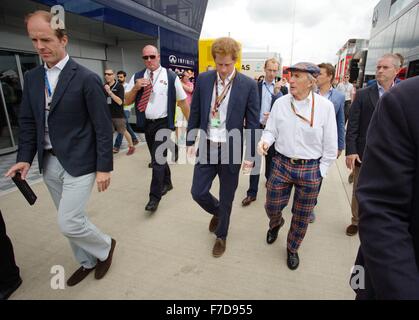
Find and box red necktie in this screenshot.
[137,72,153,112]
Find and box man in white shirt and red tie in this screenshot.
[125,45,189,212]
[258,62,337,270]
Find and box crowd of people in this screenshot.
[1,8,418,300]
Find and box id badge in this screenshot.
[107,96,112,104]
[211,118,221,128]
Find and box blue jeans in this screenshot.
[114,110,137,148]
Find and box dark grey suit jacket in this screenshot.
[352,76,419,299]
[345,84,379,164]
[17,58,113,177]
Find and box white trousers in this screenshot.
[43,153,111,269]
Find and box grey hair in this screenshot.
[379,53,402,69]
[306,73,317,91]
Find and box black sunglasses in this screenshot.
[104,73,113,76]
[142,55,157,60]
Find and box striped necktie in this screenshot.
[137,71,153,112]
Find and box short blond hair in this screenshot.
[264,58,280,69]
[211,37,241,61]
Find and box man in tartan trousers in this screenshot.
[258,62,337,270]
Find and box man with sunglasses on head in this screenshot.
[104,69,135,156]
[336,74,354,124]
[125,45,189,213]
[112,70,140,154]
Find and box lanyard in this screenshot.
[291,92,315,127]
[110,80,119,92]
[212,72,235,116]
[263,82,275,98]
[44,71,52,98]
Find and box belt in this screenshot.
[207,140,226,148]
[275,152,319,165]
[146,117,167,123]
[45,149,56,156]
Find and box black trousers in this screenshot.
[247,144,275,197]
[191,142,240,240]
[344,100,352,124]
[144,118,172,201]
[0,210,20,289]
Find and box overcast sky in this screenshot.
[201,0,380,66]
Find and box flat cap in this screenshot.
[287,62,320,77]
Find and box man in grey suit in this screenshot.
[187,37,260,258]
[345,53,400,236]
[5,10,116,287]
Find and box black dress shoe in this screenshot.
[0,277,22,300]
[266,217,285,244]
[287,249,299,270]
[145,199,159,212]
[162,184,173,196]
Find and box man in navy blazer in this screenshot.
[6,10,116,287]
[187,37,260,258]
[351,76,419,299]
[345,54,400,236]
[241,58,282,207]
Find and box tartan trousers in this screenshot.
[265,154,322,253]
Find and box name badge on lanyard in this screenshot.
[44,71,52,110]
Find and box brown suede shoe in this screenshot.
[95,238,116,279]
[212,238,226,258]
[209,216,219,233]
[67,266,95,287]
[346,224,358,236]
[241,196,256,207]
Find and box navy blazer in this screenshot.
[187,70,260,173]
[17,58,113,177]
[257,81,282,114]
[345,84,379,162]
[353,76,419,299]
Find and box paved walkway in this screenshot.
[0,142,359,300]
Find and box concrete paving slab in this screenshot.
[1,144,359,300]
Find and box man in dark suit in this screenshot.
[241,58,282,207]
[5,10,116,287]
[351,76,419,299]
[187,37,260,258]
[345,53,400,236]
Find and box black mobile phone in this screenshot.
[11,172,37,205]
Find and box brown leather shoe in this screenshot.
[212,238,226,258]
[346,224,358,236]
[95,238,116,279]
[67,266,95,287]
[242,196,256,207]
[209,216,219,233]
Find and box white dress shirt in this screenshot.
[207,69,236,143]
[261,92,337,177]
[44,54,70,149]
[128,66,187,120]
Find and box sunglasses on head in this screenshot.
[142,55,157,61]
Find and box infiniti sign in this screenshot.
[169,55,177,64]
